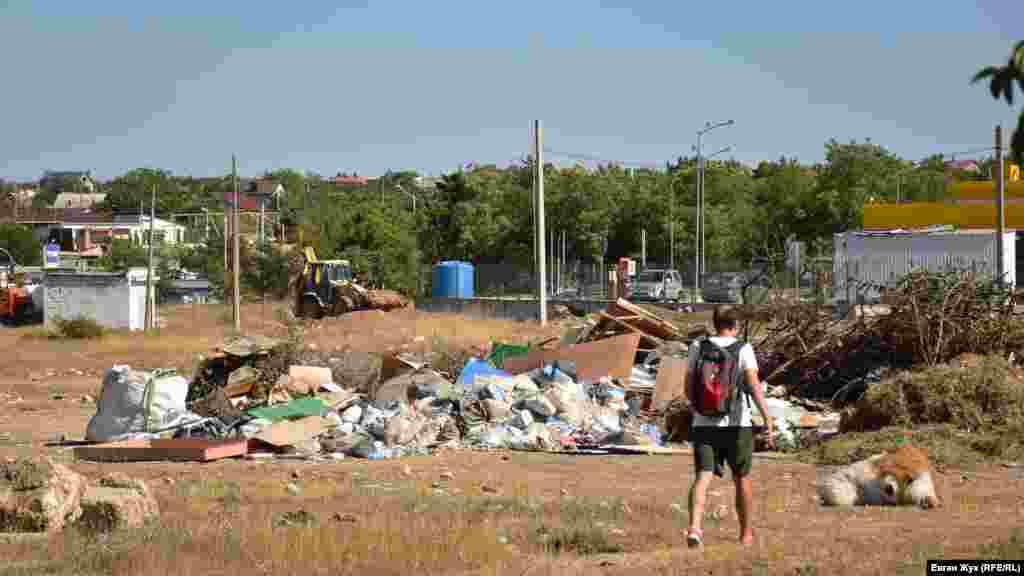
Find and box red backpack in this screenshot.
[688,338,750,418]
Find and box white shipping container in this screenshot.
[43,268,156,331]
[833,230,1016,304]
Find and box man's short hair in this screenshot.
[712,305,739,332]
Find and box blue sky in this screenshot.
[2,0,1022,180]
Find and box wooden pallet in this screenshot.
[74,438,249,463]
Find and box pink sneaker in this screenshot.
[686,527,703,548]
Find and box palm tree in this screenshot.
[972,40,1024,165]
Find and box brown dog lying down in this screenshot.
[818,444,941,509]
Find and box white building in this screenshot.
[41,268,156,331]
[58,213,188,251]
[52,193,107,209]
[832,228,1017,304]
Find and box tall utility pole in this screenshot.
[669,181,674,272]
[642,229,647,269]
[695,120,735,294]
[562,230,566,290]
[693,141,700,303]
[996,125,1006,285]
[534,120,547,325]
[259,200,265,247]
[552,229,557,295]
[699,153,705,278]
[300,181,309,246]
[232,155,241,332]
[143,185,156,331]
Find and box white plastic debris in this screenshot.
[85,366,192,442]
[341,404,363,424]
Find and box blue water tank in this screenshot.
[432,261,474,298]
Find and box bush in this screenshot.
[98,239,148,271]
[531,523,623,556]
[241,242,291,299]
[50,315,106,339]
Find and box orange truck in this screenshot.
[0,268,36,324]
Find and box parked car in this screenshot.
[702,270,774,304]
[631,269,684,301]
[702,272,750,303]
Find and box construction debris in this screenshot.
[74,438,250,463]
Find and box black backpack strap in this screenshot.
[725,340,753,409]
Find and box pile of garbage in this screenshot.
[78,317,682,461]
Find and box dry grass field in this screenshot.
[1,303,1021,575]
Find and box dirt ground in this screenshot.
[1,303,1022,575]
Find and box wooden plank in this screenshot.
[252,415,328,447]
[609,299,683,340]
[501,333,641,382]
[597,311,665,349]
[73,438,249,463]
[597,444,692,455]
[652,356,688,412]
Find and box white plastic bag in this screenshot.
[509,409,534,430]
[342,404,363,424]
[85,366,192,442]
[546,382,585,427]
[361,405,396,440]
[523,395,556,419]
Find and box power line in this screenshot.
[536,143,1001,176]
[907,146,995,165]
[542,147,663,169]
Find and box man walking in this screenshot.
[685,305,773,548]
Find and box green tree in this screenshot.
[0,223,42,266]
[809,139,902,240]
[101,168,191,214]
[267,168,307,228]
[972,40,1024,165]
[307,186,418,295]
[32,171,84,208]
[97,239,148,271]
[176,233,226,299]
[730,159,812,265]
[240,242,291,299]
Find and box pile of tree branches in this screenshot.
[743,269,1024,405]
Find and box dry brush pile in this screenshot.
[746,269,1024,404]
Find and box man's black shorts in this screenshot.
[691,426,754,478]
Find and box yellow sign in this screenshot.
[1010,163,1020,183]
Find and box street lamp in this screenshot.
[394,183,420,295]
[697,145,733,280]
[0,247,16,276]
[895,162,919,203]
[394,183,417,214]
[694,120,734,301]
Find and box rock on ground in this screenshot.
[76,473,159,533]
[0,457,87,533]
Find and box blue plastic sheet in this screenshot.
[456,358,514,391]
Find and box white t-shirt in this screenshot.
[687,336,761,428]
